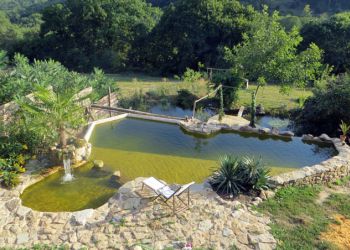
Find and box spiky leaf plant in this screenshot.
[210,155,270,196]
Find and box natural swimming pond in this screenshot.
[21,118,336,212]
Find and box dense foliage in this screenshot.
[23,0,161,72]
[301,12,350,73]
[242,0,350,15]
[293,74,350,136]
[0,52,115,105]
[212,70,243,108]
[0,136,26,188]
[0,0,63,23]
[140,0,254,74]
[149,0,350,15]
[225,8,325,88]
[210,155,270,196]
[17,86,87,147]
[1,0,350,75]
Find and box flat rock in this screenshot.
[72,209,94,225]
[198,220,213,232]
[16,233,29,244]
[5,198,20,212]
[279,131,294,137]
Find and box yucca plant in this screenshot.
[210,155,270,196]
[241,157,270,191]
[210,155,246,195]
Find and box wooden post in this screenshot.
[108,87,112,117]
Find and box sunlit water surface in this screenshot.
[21,118,336,211]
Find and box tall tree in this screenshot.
[225,7,325,88]
[301,12,350,73]
[140,0,254,74]
[17,86,87,147]
[225,7,325,127]
[37,0,161,72]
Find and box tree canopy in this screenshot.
[294,74,350,136]
[28,0,161,72]
[301,12,350,73]
[137,0,255,74]
[225,8,325,88]
[0,53,115,105]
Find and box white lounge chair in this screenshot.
[142,177,195,214]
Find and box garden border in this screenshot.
[82,113,350,188]
[5,113,350,215]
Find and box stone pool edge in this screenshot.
[0,113,349,247]
[83,113,350,188]
[4,113,350,214]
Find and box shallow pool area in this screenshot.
[21,118,337,212]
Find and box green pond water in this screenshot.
[21,118,336,212]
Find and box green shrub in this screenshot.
[212,71,242,109]
[293,74,350,136]
[119,90,150,111]
[182,68,202,83]
[209,155,270,196]
[195,107,211,122]
[0,170,20,188]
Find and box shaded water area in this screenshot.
[150,104,292,131]
[21,118,336,212]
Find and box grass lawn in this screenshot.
[108,73,313,112]
[238,85,312,112]
[257,180,350,250]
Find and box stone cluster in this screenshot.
[270,137,350,187]
[0,178,276,250]
[180,119,295,138]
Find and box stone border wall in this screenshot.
[270,138,350,187]
[83,114,350,188]
[179,119,295,138]
[11,113,350,215]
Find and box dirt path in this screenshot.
[317,183,350,250]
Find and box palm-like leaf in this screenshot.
[16,86,87,147]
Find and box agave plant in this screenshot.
[210,155,270,196]
[210,155,246,195]
[241,157,270,191]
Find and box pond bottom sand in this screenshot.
[21,148,295,212]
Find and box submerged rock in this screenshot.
[93,160,104,168]
[112,171,121,178]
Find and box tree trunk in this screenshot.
[250,92,256,128]
[59,126,67,148]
